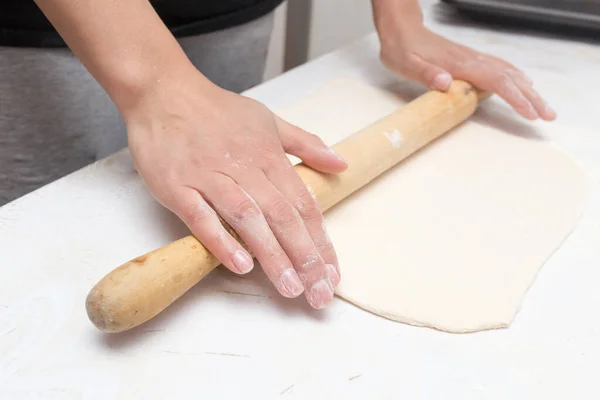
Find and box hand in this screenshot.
[33,0,345,308]
[377,23,556,121]
[125,71,347,309]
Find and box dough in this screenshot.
[274,77,587,333]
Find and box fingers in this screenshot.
[167,186,255,274]
[198,173,305,299]
[175,118,347,309]
[380,28,555,121]
[264,155,341,287]
[397,53,453,91]
[487,55,534,86]
[484,57,556,121]
[448,55,556,121]
[495,73,540,120]
[237,170,336,309]
[507,70,557,121]
[452,60,537,120]
[276,116,348,173]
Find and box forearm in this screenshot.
[33,0,199,115]
[371,0,424,41]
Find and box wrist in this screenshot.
[119,62,222,133]
[372,0,425,46]
[104,52,203,118]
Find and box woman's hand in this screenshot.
[372,1,556,121]
[34,0,347,309]
[126,71,347,309]
[34,0,346,310]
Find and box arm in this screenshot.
[33,0,199,116]
[370,0,556,121]
[371,0,424,28]
[34,0,347,309]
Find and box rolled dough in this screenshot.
[274,77,587,333]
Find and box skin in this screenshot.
[32,0,556,310]
[371,0,556,121]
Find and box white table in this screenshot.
[2,2,600,398]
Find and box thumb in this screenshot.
[275,116,348,174]
[400,53,453,91]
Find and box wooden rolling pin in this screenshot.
[86,80,491,333]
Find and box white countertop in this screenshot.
[2,2,599,398]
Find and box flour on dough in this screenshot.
[275,77,587,333]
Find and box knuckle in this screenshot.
[182,202,214,228]
[259,148,284,166]
[230,197,260,221]
[283,138,302,154]
[405,52,420,65]
[403,53,422,72]
[295,197,321,222]
[300,253,321,271]
[308,132,324,144]
[266,199,299,226]
[493,70,507,83]
[316,238,334,253]
[491,73,512,92]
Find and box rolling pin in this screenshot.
[86,80,491,333]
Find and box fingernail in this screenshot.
[433,73,452,90]
[307,279,334,309]
[281,269,304,297]
[326,264,340,287]
[232,250,254,273]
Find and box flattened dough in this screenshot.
[274,77,587,333]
